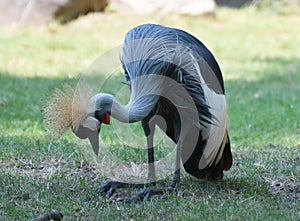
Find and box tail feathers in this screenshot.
[207,135,232,179]
[183,134,232,180]
[220,137,233,171]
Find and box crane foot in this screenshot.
[116,183,179,203]
[96,181,146,199]
[116,187,165,203]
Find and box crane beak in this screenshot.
[73,117,100,156]
[87,129,100,156]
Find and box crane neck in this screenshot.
[111,98,136,123]
[111,96,158,123]
[93,93,158,123]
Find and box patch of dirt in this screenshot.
[1,156,100,181]
[262,175,300,199]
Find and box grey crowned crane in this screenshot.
[44,24,232,202]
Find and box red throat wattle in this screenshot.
[102,112,110,124]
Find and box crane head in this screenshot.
[73,112,110,156]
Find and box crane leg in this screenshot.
[96,152,179,202]
[98,116,181,202]
[146,119,156,184]
[167,142,181,191]
[96,139,157,199]
[117,140,182,203]
[96,117,157,199]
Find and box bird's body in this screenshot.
[44,24,233,201]
[119,24,232,179]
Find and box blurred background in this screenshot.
[0,0,299,27]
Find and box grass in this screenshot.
[0,8,299,220]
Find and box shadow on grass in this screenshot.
[0,71,76,122]
[1,55,299,142]
[225,56,300,146]
[0,71,80,159]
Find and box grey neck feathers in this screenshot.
[92,93,158,123]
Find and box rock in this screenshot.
[215,0,253,8]
[55,0,108,23]
[110,0,216,16]
[32,211,63,221]
[0,0,108,27]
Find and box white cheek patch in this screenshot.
[82,117,100,131]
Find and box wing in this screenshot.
[121,24,229,172]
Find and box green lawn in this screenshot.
[0,8,299,220]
